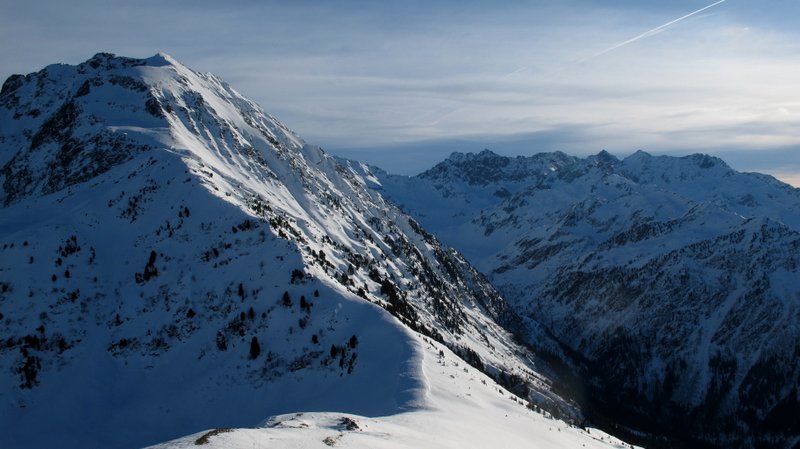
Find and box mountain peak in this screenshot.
[425,150,511,185]
[684,152,728,170]
[146,52,179,67]
[76,52,149,73]
[79,52,180,70]
[624,149,652,162]
[446,149,501,163]
[595,149,617,161]
[0,51,307,206]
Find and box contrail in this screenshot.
[583,0,728,61]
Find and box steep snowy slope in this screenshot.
[0,54,575,449]
[373,150,800,449]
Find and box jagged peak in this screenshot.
[595,150,618,162]
[0,73,26,97]
[620,151,733,180]
[445,149,501,163]
[585,150,620,173]
[75,52,149,73]
[1,52,191,100]
[623,150,728,170]
[422,149,749,188]
[421,150,595,185]
[527,150,574,165]
[79,52,184,70]
[682,153,730,170]
[623,149,652,162]
[476,148,500,158]
[445,151,467,162]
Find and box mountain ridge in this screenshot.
[0,53,593,449]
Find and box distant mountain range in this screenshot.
[369,148,800,449]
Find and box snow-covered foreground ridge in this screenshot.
[0,53,600,448]
[150,339,635,449]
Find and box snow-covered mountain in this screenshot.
[0,54,606,449]
[372,149,800,449]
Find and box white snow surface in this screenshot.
[150,339,635,449]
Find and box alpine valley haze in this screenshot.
[0,52,798,449]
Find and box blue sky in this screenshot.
[2,0,799,182]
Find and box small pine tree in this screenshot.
[249,336,261,359]
[300,296,311,313]
[216,331,227,351]
[281,291,292,307]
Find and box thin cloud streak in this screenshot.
[582,0,728,61]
